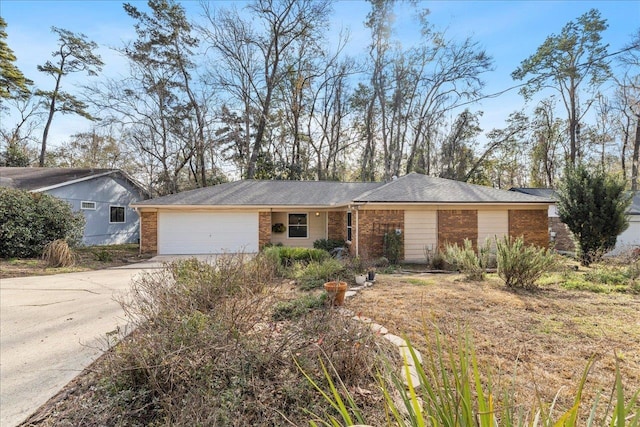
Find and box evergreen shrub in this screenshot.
[0,187,85,258]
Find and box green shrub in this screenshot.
[496,236,556,290]
[313,238,346,253]
[272,293,327,320]
[294,258,345,290]
[262,246,329,267]
[383,231,402,264]
[94,248,113,262]
[0,187,85,258]
[442,238,492,280]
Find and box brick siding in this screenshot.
[140,211,158,254]
[328,211,347,241]
[509,209,549,247]
[259,212,271,249]
[549,216,575,252]
[358,210,404,260]
[437,210,478,250]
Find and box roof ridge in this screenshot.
[352,175,405,200]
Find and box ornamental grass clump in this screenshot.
[496,236,556,290]
[42,239,75,267]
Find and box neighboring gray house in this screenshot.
[0,167,149,246]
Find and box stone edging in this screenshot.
[337,281,423,390]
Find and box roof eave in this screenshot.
[132,203,353,210]
[31,170,117,193]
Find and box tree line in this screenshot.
[1,1,639,196]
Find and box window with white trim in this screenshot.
[288,213,308,238]
[110,206,125,223]
[347,212,352,241]
[80,201,96,210]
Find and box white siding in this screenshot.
[158,211,258,254]
[404,210,437,262]
[270,211,326,248]
[615,216,640,250]
[477,210,509,247]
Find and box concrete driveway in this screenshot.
[0,261,160,427]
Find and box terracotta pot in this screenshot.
[323,281,348,306]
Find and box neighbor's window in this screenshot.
[347,211,352,241]
[110,206,125,223]
[81,201,96,210]
[288,213,308,238]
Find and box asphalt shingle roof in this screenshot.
[0,167,115,191]
[134,180,382,206]
[135,173,552,207]
[356,174,552,203]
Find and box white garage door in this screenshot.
[158,212,259,254]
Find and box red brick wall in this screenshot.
[140,211,157,254]
[509,209,549,248]
[259,212,271,249]
[437,210,478,250]
[358,210,404,260]
[549,216,575,252]
[328,211,346,241]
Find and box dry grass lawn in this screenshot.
[348,272,640,418]
[0,244,145,278]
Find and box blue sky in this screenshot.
[2,0,639,148]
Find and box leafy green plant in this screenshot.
[442,238,493,280]
[272,293,327,320]
[263,246,330,267]
[496,236,556,290]
[383,231,403,264]
[294,258,345,290]
[0,187,85,258]
[313,238,346,253]
[94,248,113,262]
[556,164,632,266]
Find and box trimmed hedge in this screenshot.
[0,187,85,258]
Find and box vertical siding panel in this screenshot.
[404,210,437,262]
[477,210,509,248]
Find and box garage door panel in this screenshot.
[158,212,258,254]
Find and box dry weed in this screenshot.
[41,239,75,268]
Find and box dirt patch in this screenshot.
[348,272,640,417]
[0,244,147,278]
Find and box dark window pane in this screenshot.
[289,225,307,238]
[288,213,307,225]
[347,212,352,227]
[110,206,125,223]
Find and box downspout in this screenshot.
[355,207,359,258]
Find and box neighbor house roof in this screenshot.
[0,167,149,196]
[508,187,558,200]
[510,187,640,215]
[134,173,552,208]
